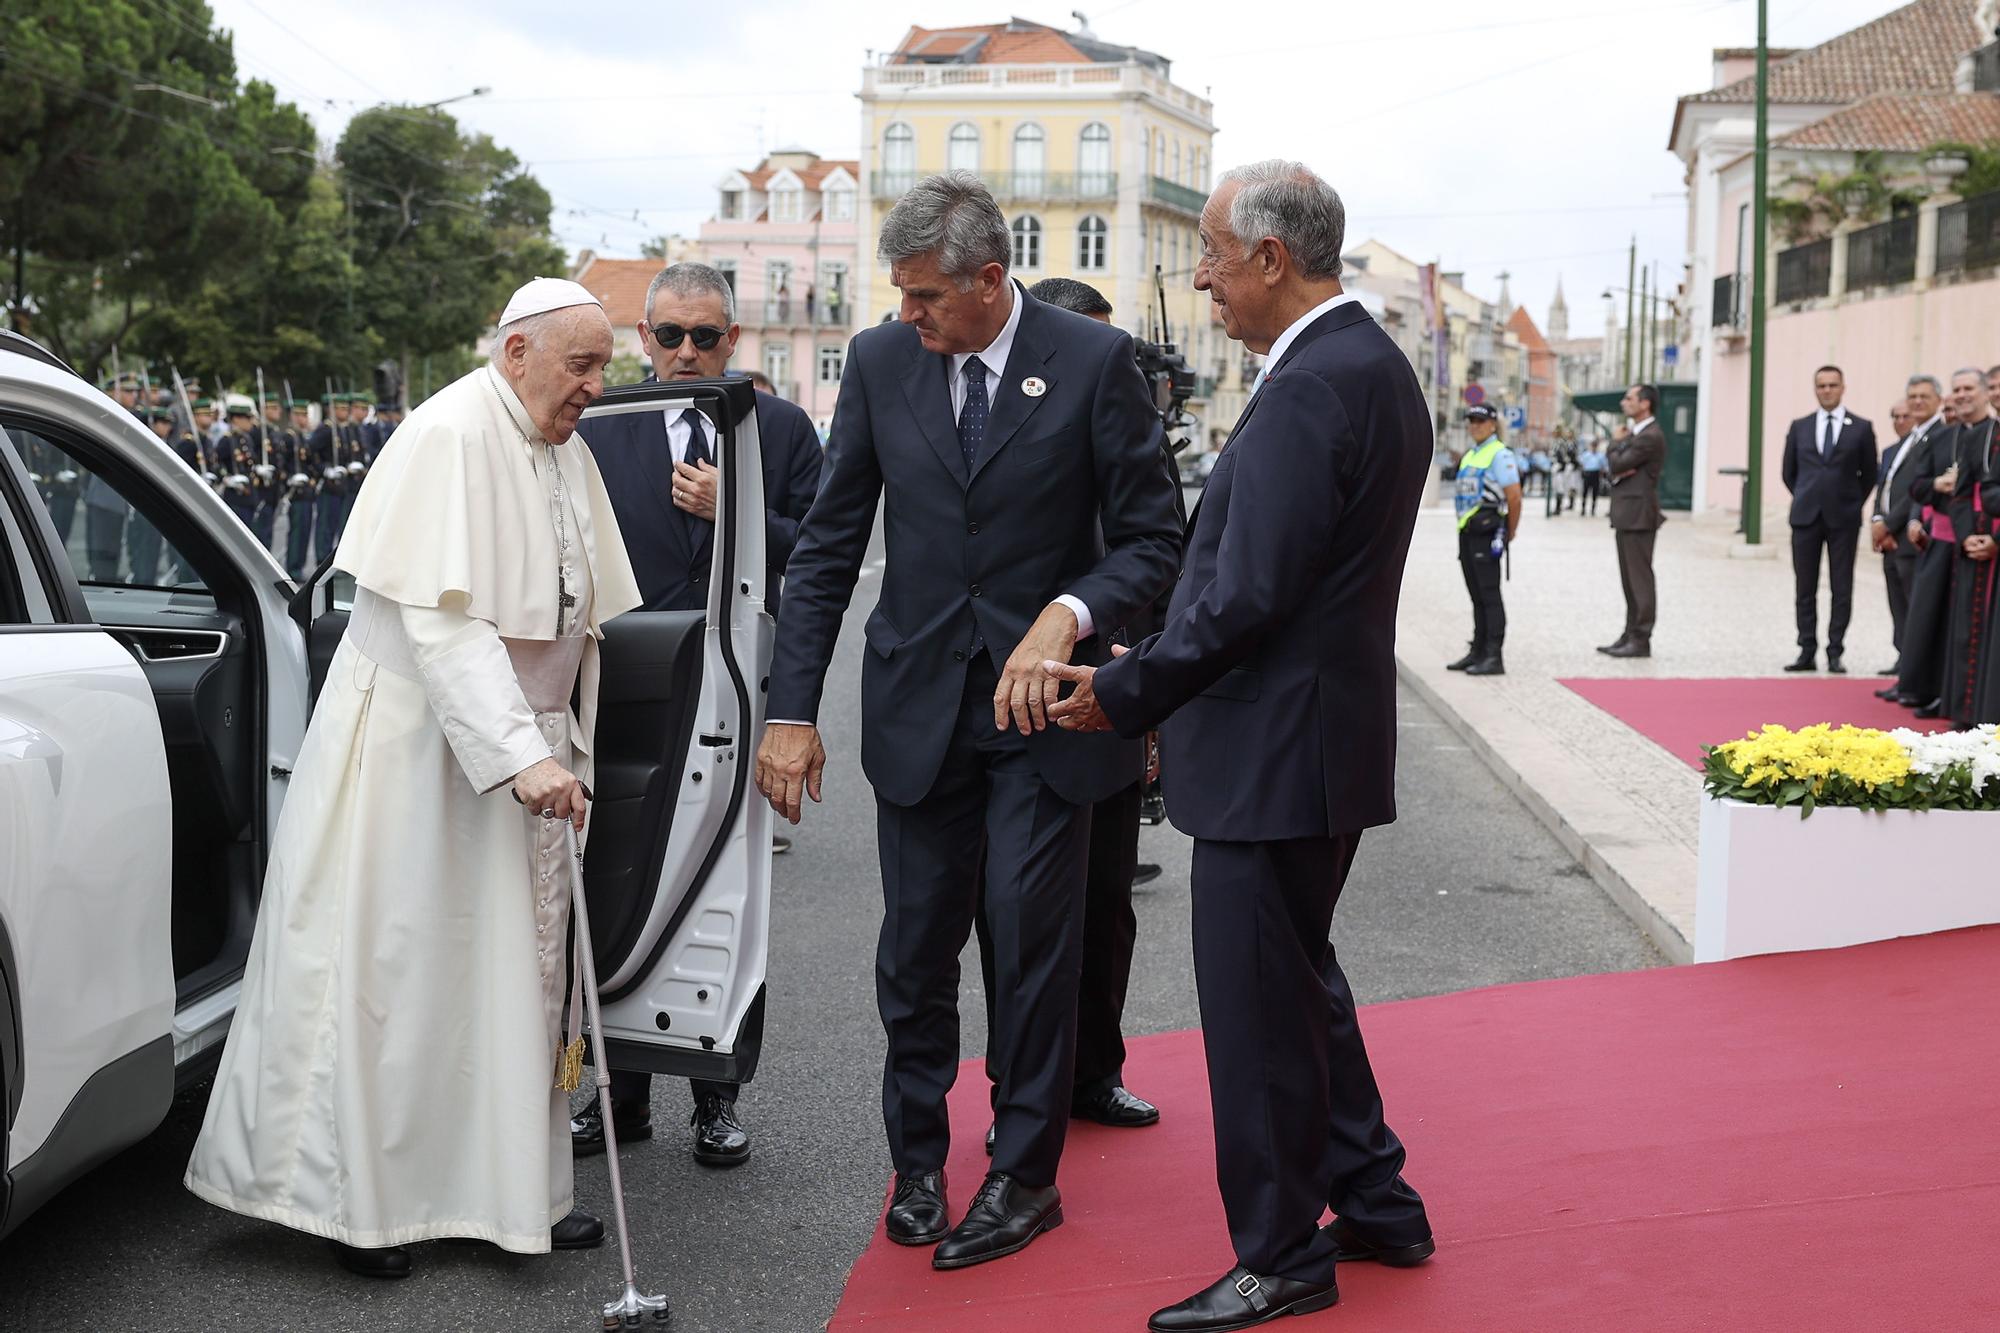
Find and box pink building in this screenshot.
[698,150,861,431]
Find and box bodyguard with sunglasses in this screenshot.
[576,261,824,1168]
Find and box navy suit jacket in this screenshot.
[1093,300,1432,841]
[1783,410,1877,528]
[766,286,1183,809]
[588,384,824,614]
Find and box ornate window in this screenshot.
[1077,215,1108,271]
[1011,215,1042,270]
[948,122,980,173]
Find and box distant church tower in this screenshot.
[1548,277,1570,342]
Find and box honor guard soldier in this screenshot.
[283,402,319,578]
[128,409,187,584]
[245,397,285,549]
[309,394,353,556]
[1448,403,1523,677]
[220,397,261,533]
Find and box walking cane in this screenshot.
[561,820,673,1329]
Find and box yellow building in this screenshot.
[858,18,1220,428]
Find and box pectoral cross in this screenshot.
[557,573,576,637]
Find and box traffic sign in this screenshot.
[1663,344,1680,366]
[1462,384,1486,406]
[1503,405,1527,433]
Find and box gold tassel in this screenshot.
[556,1037,586,1093]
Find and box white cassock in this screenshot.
[184,364,642,1252]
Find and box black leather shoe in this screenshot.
[984,1122,995,1157]
[931,1172,1062,1269]
[1826,651,1846,674]
[1604,639,1651,658]
[1323,1217,1436,1267]
[1915,699,1945,719]
[1891,691,1923,707]
[1131,862,1163,886]
[690,1094,750,1167]
[1783,652,1815,672]
[1875,684,1901,699]
[571,1094,652,1159]
[1147,1267,1337,1331]
[1072,1083,1161,1127]
[552,1209,605,1250]
[886,1170,949,1246]
[330,1241,411,1279]
[1446,647,1480,671]
[1596,634,1632,655]
[1463,653,1505,676]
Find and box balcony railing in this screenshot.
[1973,40,2000,93]
[1711,273,1739,328]
[870,170,1119,202]
[1147,176,1207,215]
[1844,214,1917,290]
[758,300,850,328]
[1774,238,1832,304]
[1936,190,2000,277]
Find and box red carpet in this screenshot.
[1558,676,1950,769]
[829,928,2000,1331]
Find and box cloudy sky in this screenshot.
[210,0,1913,333]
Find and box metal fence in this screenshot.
[869,170,1117,202]
[1844,214,1918,290]
[1711,273,1739,328]
[1774,238,1832,304]
[1936,190,2000,277]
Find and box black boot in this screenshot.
[1463,651,1505,676]
[1446,645,1482,671]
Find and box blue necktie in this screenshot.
[684,410,711,468]
[959,358,989,471]
[1821,415,1834,456]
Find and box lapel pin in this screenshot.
[1021,376,1047,398]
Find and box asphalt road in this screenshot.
[0,497,1661,1332]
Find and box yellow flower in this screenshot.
[1716,723,1911,793]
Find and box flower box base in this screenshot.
[1696,796,2000,961]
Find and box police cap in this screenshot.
[1465,403,1499,422]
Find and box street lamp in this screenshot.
[421,86,492,111]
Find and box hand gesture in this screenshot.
[673,459,720,522]
[1042,643,1128,733]
[755,722,826,824]
[1966,534,1997,562]
[994,603,1079,736]
[512,756,589,832]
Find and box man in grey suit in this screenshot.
[753,173,1181,1270]
[1599,382,1667,658]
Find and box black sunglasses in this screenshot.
[645,322,727,351]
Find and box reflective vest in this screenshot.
[1454,438,1512,531]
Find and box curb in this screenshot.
[1396,656,1696,965]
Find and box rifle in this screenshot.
[168,363,217,486]
[254,367,273,472]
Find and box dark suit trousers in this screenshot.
[1791,519,1859,652]
[1190,833,1427,1286]
[1885,550,1916,655]
[1615,529,1658,640]
[878,656,1090,1188]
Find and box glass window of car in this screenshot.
[18,428,209,601]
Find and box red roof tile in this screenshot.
[892,21,1089,65]
[1775,90,2000,152]
[570,257,658,329]
[1505,306,1551,353]
[1684,0,1982,106]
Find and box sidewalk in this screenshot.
[1394,486,1898,963]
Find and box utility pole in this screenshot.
[1638,265,1650,382]
[1623,237,1636,384]
[1745,0,1770,545]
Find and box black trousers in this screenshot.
[1897,537,1955,701]
[607,1068,736,1109]
[1191,833,1426,1286]
[1580,472,1603,514]
[977,777,1142,1099]
[1457,527,1505,653]
[1885,550,1916,656]
[1615,528,1658,640]
[877,658,1091,1188]
[1791,518,1860,653]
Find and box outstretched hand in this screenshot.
[1042,643,1127,733]
[755,722,826,824]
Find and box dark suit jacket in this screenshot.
[1092,300,1431,842]
[1782,409,1877,528]
[1606,422,1667,531]
[766,285,1182,809]
[587,384,824,614]
[1876,431,1924,559]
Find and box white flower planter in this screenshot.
[1695,796,2000,961]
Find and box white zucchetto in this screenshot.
[498,277,603,327]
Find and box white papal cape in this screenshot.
[184,366,642,1251]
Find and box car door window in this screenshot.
[20,429,210,604]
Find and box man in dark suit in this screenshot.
[576,261,824,1170]
[1047,160,1433,1332]
[1870,397,1918,681]
[1883,376,1948,704]
[753,173,1181,1270]
[1599,383,1667,658]
[1780,365,1878,673]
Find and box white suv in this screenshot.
[0,330,775,1238]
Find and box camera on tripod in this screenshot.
[1134,266,1197,454]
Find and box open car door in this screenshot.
[294,376,777,1085]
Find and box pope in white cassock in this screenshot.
[184,279,644,1280]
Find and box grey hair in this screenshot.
[1219,160,1346,280]
[1908,373,1943,395]
[877,171,1010,291]
[495,308,564,346]
[1953,365,1987,384]
[645,261,736,325]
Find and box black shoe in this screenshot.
[984,1122,995,1157]
[1826,651,1846,675]
[1915,699,1945,719]
[1891,691,1923,707]
[931,1172,1062,1269]
[552,1209,605,1250]
[1323,1217,1437,1267]
[1131,862,1163,886]
[1445,647,1480,671]
[1874,684,1901,699]
[1596,634,1632,655]
[330,1241,411,1280]
[1147,1267,1338,1332]
[886,1170,949,1246]
[1072,1083,1161,1127]
[690,1094,750,1167]
[1604,638,1651,659]
[570,1094,652,1158]
[1783,652,1816,672]
[1463,652,1504,676]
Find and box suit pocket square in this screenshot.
[1199,667,1261,702]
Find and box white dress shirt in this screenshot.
[1814,406,1846,454]
[656,404,713,466]
[1257,292,1361,388]
[1630,416,1656,436]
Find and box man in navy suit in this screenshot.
[754,173,1180,1270]
[577,261,823,1170]
[1781,365,1878,673]
[1047,161,1434,1332]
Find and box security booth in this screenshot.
[1569,383,1697,511]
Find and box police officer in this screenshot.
[220,398,261,534]
[1449,403,1523,677]
[283,401,319,578]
